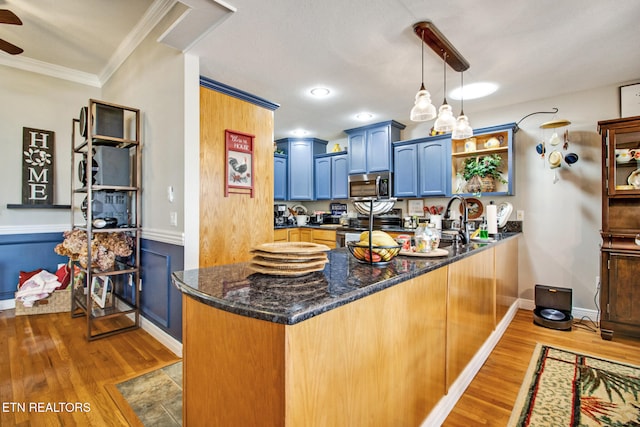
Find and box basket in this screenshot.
[14,287,71,316]
[347,241,401,265]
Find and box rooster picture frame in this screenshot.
[224,129,254,197]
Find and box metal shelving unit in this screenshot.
[69,99,141,340]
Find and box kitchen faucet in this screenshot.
[444,195,470,244]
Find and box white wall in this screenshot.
[101,7,186,245]
[0,66,100,231]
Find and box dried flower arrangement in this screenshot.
[55,229,133,271]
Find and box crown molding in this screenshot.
[99,0,179,84]
[0,0,178,88]
[0,55,101,87]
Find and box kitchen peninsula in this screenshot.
[172,234,519,426]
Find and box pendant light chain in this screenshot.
[442,52,448,104]
[460,71,464,115]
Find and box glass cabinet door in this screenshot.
[608,126,640,196]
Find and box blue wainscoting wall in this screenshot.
[1,232,184,342]
[140,238,184,341]
[0,232,67,301]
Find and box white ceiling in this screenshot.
[2,0,639,140]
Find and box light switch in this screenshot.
[167,186,174,202]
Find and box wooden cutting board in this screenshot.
[399,248,449,257]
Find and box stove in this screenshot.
[350,208,403,230]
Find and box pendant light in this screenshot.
[434,52,456,132]
[451,71,473,140]
[410,28,436,122]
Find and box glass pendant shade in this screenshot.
[410,85,437,121]
[452,114,473,139]
[434,103,456,132]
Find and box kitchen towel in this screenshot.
[486,204,498,234]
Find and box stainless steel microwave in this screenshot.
[348,172,393,200]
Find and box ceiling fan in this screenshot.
[0,9,23,55]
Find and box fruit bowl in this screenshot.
[347,241,401,265]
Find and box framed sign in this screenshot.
[22,127,55,205]
[224,129,254,197]
[620,83,640,118]
[91,276,111,309]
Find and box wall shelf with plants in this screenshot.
[451,123,516,196]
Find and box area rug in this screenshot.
[112,361,183,426]
[508,343,640,426]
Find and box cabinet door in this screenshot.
[607,253,640,326]
[367,126,391,172]
[289,140,314,200]
[274,155,287,200]
[315,157,332,200]
[393,144,418,198]
[418,140,450,197]
[331,154,349,199]
[348,131,367,174]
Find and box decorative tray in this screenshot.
[251,242,331,254]
[399,248,449,257]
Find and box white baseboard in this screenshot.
[518,298,599,323]
[420,300,520,426]
[140,316,183,357]
[0,299,16,310]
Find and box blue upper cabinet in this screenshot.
[331,154,349,199]
[393,134,451,198]
[314,156,332,200]
[393,144,418,197]
[276,138,328,200]
[418,137,451,197]
[274,153,287,201]
[345,120,405,174]
[451,123,516,196]
[315,152,348,200]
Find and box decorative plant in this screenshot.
[462,154,507,184]
[55,229,133,271]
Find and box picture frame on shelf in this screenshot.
[620,83,640,118]
[90,276,111,309]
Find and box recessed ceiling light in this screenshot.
[355,112,374,121]
[291,129,309,137]
[310,87,331,97]
[449,82,498,100]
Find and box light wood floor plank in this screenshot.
[443,309,640,426]
[0,309,180,427]
[2,307,639,426]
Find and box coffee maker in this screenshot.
[274,204,287,226]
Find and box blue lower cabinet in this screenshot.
[140,239,184,341]
[393,135,451,198]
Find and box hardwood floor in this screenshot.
[0,309,180,427]
[1,307,639,426]
[443,309,640,426]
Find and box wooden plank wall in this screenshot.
[199,86,274,267]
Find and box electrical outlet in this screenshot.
[516,210,525,221]
[595,275,600,291]
[170,211,178,226]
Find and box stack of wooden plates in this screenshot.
[249,242,331,277]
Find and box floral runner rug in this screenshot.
[508,343,640,426]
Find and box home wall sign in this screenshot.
[224,129,254,197]
[22,127,55,205]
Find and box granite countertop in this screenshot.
[172,233,520,325]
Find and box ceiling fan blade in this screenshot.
[0,9,22,25]
[0,38,23,55]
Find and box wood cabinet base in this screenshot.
[183,267,447,426]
